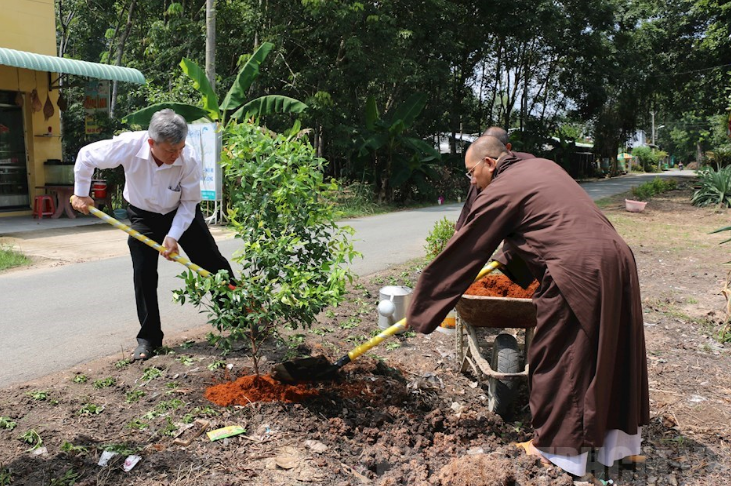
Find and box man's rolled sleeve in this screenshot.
[166,154,202,241]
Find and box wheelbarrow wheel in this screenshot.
[488,333,521,418]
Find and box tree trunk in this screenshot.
[487,37,504,127]
[110,0,137,118]
[205,0,216,91]
[696,142,703,166]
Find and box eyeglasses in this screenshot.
[465,159,485,180]
[155,141,185,156]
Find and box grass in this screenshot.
[48,468,81,486]
[19,429,43,451]
[0,467,12,486]
[140,367,164,381]
[60,441,88,454]
[207,360,226,371]
[0,417,16,430]
[0,245,30,272]
[78,403,104,416]
[92,377,116,389]
[27,390,49,401]
[125,390,146,403]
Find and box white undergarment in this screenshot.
[540,428,643,477]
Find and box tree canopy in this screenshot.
[55,0,731,198]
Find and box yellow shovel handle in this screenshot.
[346,260,503,362]
[87,205,215,279]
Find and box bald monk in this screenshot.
[456,126,534,231]
[407,135,649,477]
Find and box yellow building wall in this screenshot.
[0,0,57,55]
[0,0,62,216]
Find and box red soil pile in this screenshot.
[464,273,538,298]
[205,374,320,406]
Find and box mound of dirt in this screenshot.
[433,452,574,486]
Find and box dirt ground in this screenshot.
[1,179,730,485]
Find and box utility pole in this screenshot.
[651,110,655,146]
[205,0,216,90]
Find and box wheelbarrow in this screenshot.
[455,293,537,417]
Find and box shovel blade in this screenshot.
[270,355,341,384]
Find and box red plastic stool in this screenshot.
[33,195,56,219]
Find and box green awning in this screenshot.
[0,47,145,84]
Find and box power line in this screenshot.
[657,62,731,77]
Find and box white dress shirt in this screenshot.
[74,131,202,241]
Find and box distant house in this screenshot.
[626,130,648,149]
[544,137,597,179]
[436,133,479,154]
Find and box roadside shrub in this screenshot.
[630,163,645,173]
[425,217,455,261]
[631,146,660,172]
[0,245,30,271]
[706,146,731,169]
[652,177,677,193]
[691,166,731,207]
[330,180,379,217]
[631,177,677,201]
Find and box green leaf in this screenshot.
[180,58,220,120]
[390,166,412,187]
[387,119,406,137]
[389,93,427,128]
[365,95,379,131]
[358,133,389,156]
[220,42,274,112]
[402,137,440,158]
[123,103,211,126]
[229,95,308,122]
[167,2,183,15]
[710,225,731,234]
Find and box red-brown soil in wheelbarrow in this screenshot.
[464,273,538,298]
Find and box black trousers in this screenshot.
[127,204,234,348]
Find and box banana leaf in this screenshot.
[180,58,220,120]
[219,42,274,112]
[365,96,379,131]
[389,93,427,129]
[228,95,307,122]
[402,137,440,158]
[123,103,211,126]
[358,133,389,157]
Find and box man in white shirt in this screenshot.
[71,109,234,361]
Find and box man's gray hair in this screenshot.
[148,109,188,144]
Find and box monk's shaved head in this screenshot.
[467,135,508,161]
[482,126,508,145]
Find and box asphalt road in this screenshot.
[0,171,692,387]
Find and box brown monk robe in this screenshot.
[407,136,649,461]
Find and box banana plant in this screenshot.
[123,42,307,126]
[357,93,440,203]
